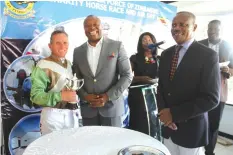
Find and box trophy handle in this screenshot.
[77,79,84,90]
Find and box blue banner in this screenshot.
[1,1,176,39]
[1,1,177,61]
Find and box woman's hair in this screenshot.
[137,32,157,56]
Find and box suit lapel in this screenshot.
[219,41,227,62]
[164,46,176,82]
[175,41,196,78]
[202,39,208,46]
[95,38,109,76]
[81,44,94,77]
[202,39,225,62]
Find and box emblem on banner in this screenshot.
[3,1,36,19]
[157,16,169,26]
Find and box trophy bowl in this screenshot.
[118,145,166,155]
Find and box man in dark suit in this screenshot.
[157,11,221,155]
[199,20,233,155]
[72,15,133,127]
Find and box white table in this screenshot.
[23,126,170,155]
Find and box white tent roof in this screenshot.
[165,0,233,43]
[170,0,233,16]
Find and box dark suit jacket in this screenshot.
[199,39,233,102]
[157,40,220,148]
[199,39,233,63]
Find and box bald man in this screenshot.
[157,11,220,155]
[72,15,133,127]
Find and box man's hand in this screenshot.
[168,123,178,130]
[61,90,77,102]
[99,93,109,104]
[159,108,173,126]
[84,94,100,104]
[84,94,109,108]
[230,68,233,77]
[220,66,229,73]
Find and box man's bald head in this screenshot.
[83,15,102,46]
[176,11,196,25]
[83,15,101,26]
[171,11,197,44]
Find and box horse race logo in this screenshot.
[3,1,36,19]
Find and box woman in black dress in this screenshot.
[130,32,159,84]
[128,32,160,139]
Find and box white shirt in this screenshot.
[208,39,222,53]
[87,37,103,75]
[60,58,65,64]
[177,38,194,67]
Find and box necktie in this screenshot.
[169,45,182,80]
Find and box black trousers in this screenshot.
[205,102,225,155]
[128,87,149,134]
[128,85,161,141]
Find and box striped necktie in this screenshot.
[169,45,182,80]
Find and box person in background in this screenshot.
[157,11,220,155]
[130,32,159,85]
[30,29,79,135]
[199,19,233,155]
[72,15,133,127]
[128,32,160,135]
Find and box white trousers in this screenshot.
[40,107,80,136]
[164,138,204,155]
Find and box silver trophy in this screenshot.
[66,73,84,104]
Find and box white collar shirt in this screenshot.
[177,38,194,67]
[86,37,103,75]
[208,39,222,53]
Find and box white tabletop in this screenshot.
[23,126,170,155]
